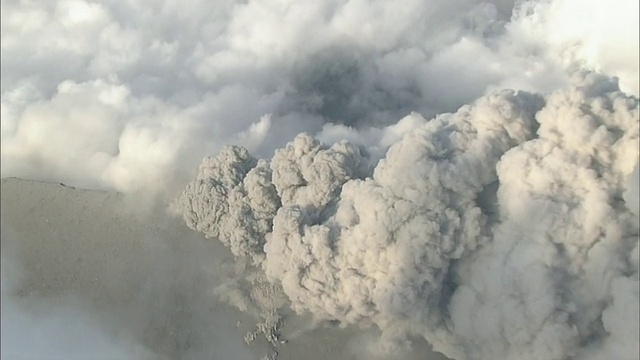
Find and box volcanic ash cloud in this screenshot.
[180,74,639,360]
[449,72,639,360]
[180,77,626,360]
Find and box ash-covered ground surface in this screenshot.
[1,177,450,360]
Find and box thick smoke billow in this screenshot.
[264,89,543,328]
[448,72,639,360]
[179,135,368,261]
[180,74,639,359]
[180,146,279,259]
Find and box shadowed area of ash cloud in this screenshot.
[279,46,425,128]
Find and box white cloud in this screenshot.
[4,0,637,197]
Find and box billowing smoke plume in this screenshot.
[448,72,639,360]
[181,147,279,259]
[180,73,639,359]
